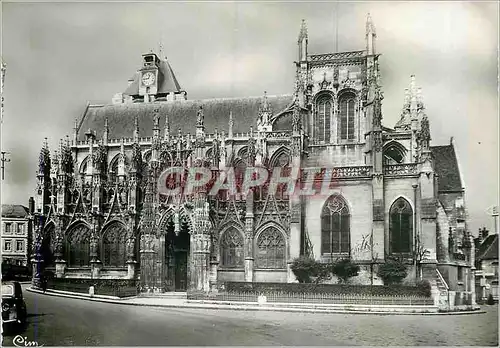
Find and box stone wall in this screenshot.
[304,181,372,261]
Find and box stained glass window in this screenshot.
[390,198,413,253]
[315,95,332,143]
[65,224,91,267]
[101,223,128,267]
[220,228,244,267]
[321,195,350,254]
[256,227,286,269]
[339,93,356,141]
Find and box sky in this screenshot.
[0,1,498,235]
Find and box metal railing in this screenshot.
[188,291,433,306]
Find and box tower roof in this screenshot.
[124,58,183,97]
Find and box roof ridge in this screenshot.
[92,94,293,109]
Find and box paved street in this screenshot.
[2,286,498,346]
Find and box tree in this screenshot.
[352,233,380,285]
[413,234,430,282]
[377,256,408,285]
[331,258,360,284]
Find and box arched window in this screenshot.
[256,227,286,269]
[233,159,247,198]
[315,95,332,143]
[109,157,119,184]
[65,224,91,267]
[269,150,290,201]
[101,223,128,267]
[338,92,356,141]
[384,143,406,164]
[220,228,244,267]
[389,198,413,253]
[321,195,350,254]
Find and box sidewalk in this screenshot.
[25,287,485,315]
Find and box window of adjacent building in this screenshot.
[220,228,244,268]
[314,94,332,143]
[65,224,91,267]
[4,240,12,251]
[256,227,286,269]
[16,223,24,234]
[389,198,413,254]
[338,92,356,141]
[321,194,351,254]
[5,223,12,234]
[101,223,128,267]
[16,240,24,252]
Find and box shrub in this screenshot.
[377,258,408,285]
[290,257,323,283]
[330,259,360,284]
[487,293,495,305]
[416,280,432,297]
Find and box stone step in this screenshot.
[139,292,187,299]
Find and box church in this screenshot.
[32,15,475,299]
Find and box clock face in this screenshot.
[142,72,156,86]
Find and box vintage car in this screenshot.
[2,281,27,332]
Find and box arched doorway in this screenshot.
[163,216,190,291]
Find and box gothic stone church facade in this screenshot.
[32,16,475,296]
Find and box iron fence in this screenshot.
[188,291,433,306]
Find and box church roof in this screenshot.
[124,60,183,96]
[477,234,499,261]
[77,95,293,141]
[430,144,463,192]
[1,205,29,218]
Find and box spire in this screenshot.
[73,118,79,144]
[228,110,234,138]
[38,137,51,175]
[103,117,109,145]
[298,19,308,42]
[133,115,139,142]
[298,19,308,62]
[258,91,272,132]
[366,13,376,55]
[164,112,170,141]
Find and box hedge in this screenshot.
[224,281,431,297]
[47,278,139,298]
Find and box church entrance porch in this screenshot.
[165,227,190,292]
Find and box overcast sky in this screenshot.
[0,1,498,234]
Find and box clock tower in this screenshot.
[139,53,162,100]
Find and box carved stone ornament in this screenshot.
[292,106,301,132]
[196,106,204,127]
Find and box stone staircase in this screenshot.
[431,269,450,309]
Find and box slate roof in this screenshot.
[77,95,293,141]
[477,234,499,261]
[124,60,183,96]
[430,144,463,192]
[1,205,29,218]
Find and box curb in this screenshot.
[25,288,486,316]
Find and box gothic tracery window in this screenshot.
[383,143,406,165]
[256,227,286,269]
[338,92,356,141]
[315,95,332,143]
[220,228,244,267]
[65,224,91,267]
[389,198,413,254]
[321,195,350,254]
[101,223,128,267]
